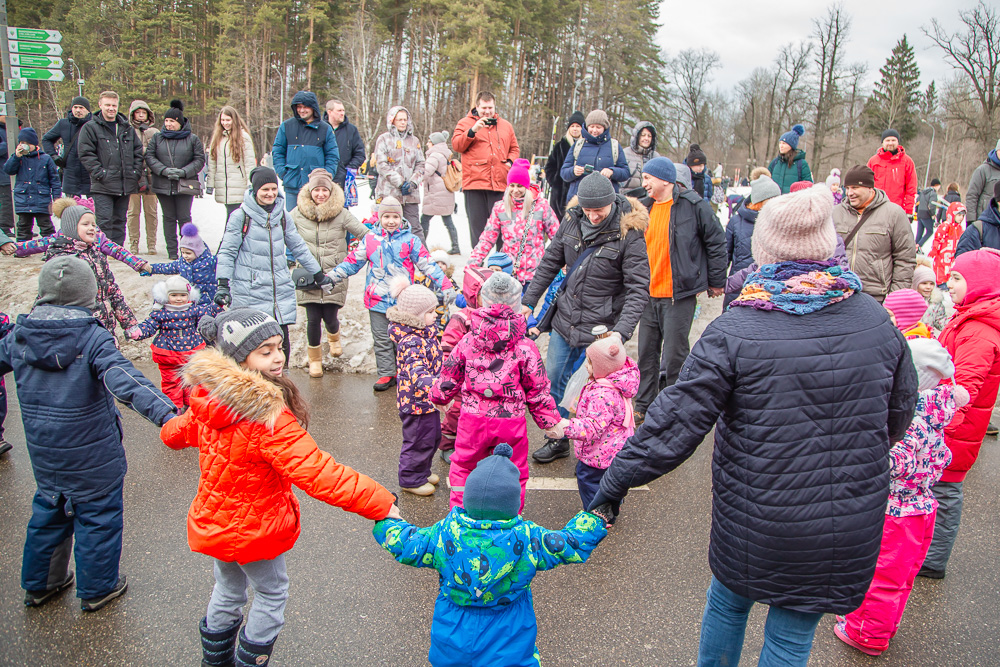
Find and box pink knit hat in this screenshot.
[789,180,813,193]
[507,158,531,187]
[751,184,837,266]
[586,335,628,379]
[883,289,929,332]
[951,248,1000,305]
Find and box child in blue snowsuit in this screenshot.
[2,128,59,241]
[374,443,610,666]
[145,223,217,305]
[0,256,177,611]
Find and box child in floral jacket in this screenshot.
[386,281,444,496]
[431,273,561,511]
[127,276,221,408]
[836,338,967,656]
[374,444,609,667]
[469,159,559,286]
[146,223,217,305]
[548,334,640,509]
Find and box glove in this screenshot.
[442,287,458,306]
[206,186,214,195]
[314,272,335,294]
[399,181,413,196]
[587,488,621,520]
[165,168,185,180]
[590,503,616,527]
[214,279,232,307]
[126,326,142,340]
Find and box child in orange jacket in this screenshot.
[160,308,398,667]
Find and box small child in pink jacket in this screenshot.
[547,335,640,510]
[835,337,968,656]
[430,272,560,511]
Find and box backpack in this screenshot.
[573,138,620,166]
[443,158,462,193]
[917,187,936,217]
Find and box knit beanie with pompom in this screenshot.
[178,222,207,256]
[479,272,522,309]
[586,335,628,379]
[52,197,89,241]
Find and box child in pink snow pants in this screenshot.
[431,272,560,511]
[835,338,968,656]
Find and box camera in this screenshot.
[483,117,498,127]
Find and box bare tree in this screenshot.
[663,48,721,145]
[811,3,852,177]
[923,0,1000,147]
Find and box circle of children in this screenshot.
[0,90,998,667]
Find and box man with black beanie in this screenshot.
[545,111,584,220]
[867,128,917,214]
[42,97,93,199]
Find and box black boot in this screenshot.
[532,438,570,463]
[201,616,241,667]
[235,629,277,667]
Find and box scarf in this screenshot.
[731,259,862,315]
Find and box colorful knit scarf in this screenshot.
[731,259,862,315]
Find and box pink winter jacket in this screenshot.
[565,357,640,468]
[430,303,560,429]
[886,383,958,517]
[469,187,560,284]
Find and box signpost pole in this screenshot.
[0,0,19,210]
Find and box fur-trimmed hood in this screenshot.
[386,306,434,330]
[565,194,649,237]
[296,181,346,222]
[181,346,285,429]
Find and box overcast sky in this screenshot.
[656,0,982,93]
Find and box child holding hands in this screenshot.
[161,308,398,667]
[146,223,218,305]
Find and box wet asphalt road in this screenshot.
[0,366,997,666]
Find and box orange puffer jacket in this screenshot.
[161,347,395,564]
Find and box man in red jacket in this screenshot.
[867,129,917,214]
[452,92,520,247]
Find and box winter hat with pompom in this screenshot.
[164,99,185,123]
[883,289,929,332]
[463,443,521,520]
[685,144,707,167]
[780,123,805,150]
[386,277,439,328]
[587,335,628,379]
[751,184,837,266]
[52,197,89,242]
[826,168,841,187]
[908,338,955,392]
[479,272,522,309]
[198,308,282,363]
[178,222,206,256]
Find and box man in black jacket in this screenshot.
[42,96,93,198]
[544,111,584,220]
[634,157,727,422]
[325,99,366,190]
[522,172,650,462]
[76,91,144,245]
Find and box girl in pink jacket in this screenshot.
[547,335,640,510]
[430,272,560,511]
[468,159,560,286]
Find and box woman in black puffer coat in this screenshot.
[590,185,918,667]
[145,100,206,259]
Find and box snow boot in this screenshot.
[307,345,324,378]
[235,629,277,667]
[200,615,241,667]
[327,331,343,358]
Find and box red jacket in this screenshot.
[928,202,967,284]
[160,348,395,563]
[939,295,1000,482]
[452,109,519,192]
[868,146,917,214]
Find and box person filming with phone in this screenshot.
[560,110,630,204]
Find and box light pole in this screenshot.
[270,62,285,125]
[920,118,936,189]
[67,58,83,97]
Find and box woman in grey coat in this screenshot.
[214,167,330,364]
[623,121,660,192]
[420,131,459,254]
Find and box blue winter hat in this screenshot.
[18,127,38,146]
[642,156,676,184]
[463,443,521,520]
[780,124,806,150]
[485,251,514,275]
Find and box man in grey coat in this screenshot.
[966,138,1000,222]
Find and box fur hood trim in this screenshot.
[296,182,346,222]
[386,305,431,329]
[181,347,285,428]
[565,194,649,236]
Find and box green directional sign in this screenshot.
[10,67,64,81]
[6,28,62,43]
[7,41,63,56]
[6,78,29,91]
[10,54,63,68]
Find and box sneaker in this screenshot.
[0,439,12,457]
[401,482,435,496]
[373,376,396,392]
[427,473,440,485]
[833,619,885,656]
[917,566,946,579]
[532,437,570,463]
[24,572,74,607]
[987,422,998,437]
[439,448,453,464]
[81,576,128,612]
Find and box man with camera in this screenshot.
[452,91,520,246]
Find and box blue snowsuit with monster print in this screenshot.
[374,508,606,666]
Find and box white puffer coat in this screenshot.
[207,129,257,205]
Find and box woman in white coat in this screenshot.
[206,105,257,220]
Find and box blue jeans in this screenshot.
[697,576,822,667]
[545,330,586,419]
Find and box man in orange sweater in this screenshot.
[635,157,727,422]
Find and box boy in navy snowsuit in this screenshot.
[0,256,177,611]
[2,128,59,241]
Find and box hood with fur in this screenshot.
[565,194,650,238]
[296,181,346,222]
[181,347,285,429]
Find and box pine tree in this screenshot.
[863,34,922,142]
[920,80,938,120]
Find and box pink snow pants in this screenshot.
[842,511,936,651]
[448,412,528,512]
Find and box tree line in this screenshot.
[7,0,999,188]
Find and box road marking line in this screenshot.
[446,477,649,491]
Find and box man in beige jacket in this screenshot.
[833,165,916,303]
[127,100,159,254]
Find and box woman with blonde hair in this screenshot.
[207,105,257,220]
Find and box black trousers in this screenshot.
[303,303,341,346]
[463,189,504,249]
[157,194,194,259]
[92,193,130,246]
[0,183,14,235]
[635,295,698,414]
[16,213,55,241]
